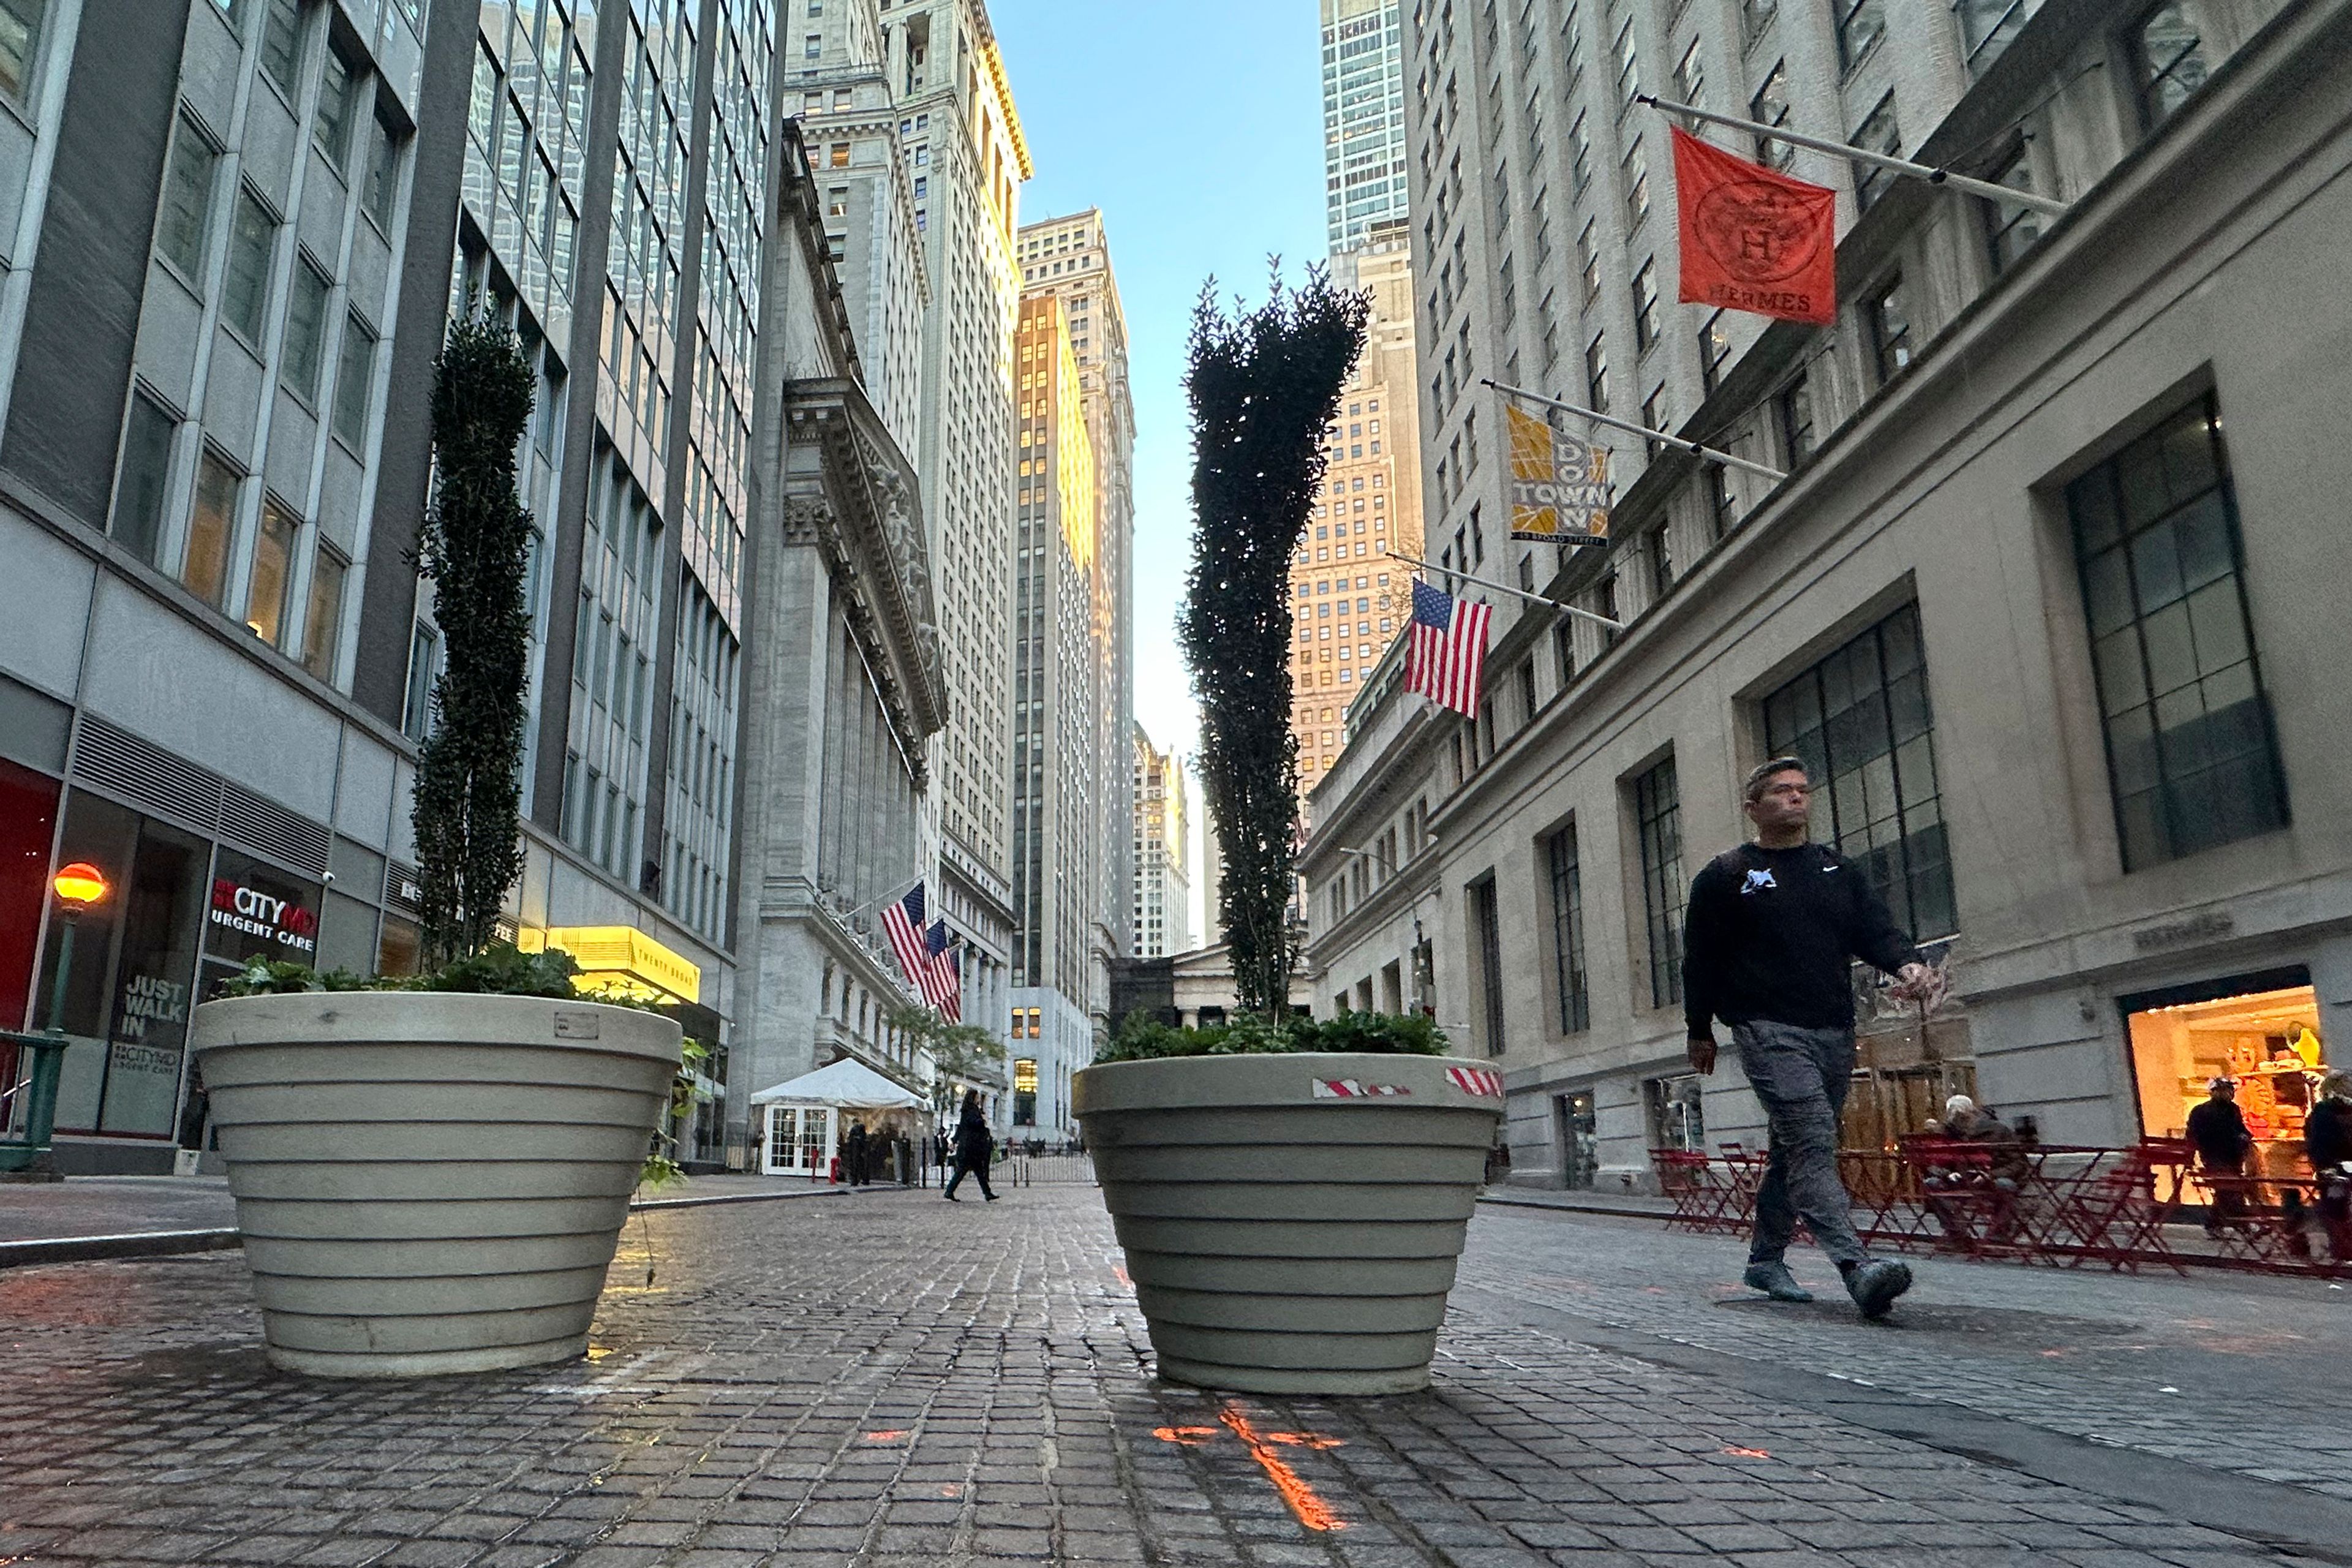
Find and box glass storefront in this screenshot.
[2128,975,2331,1181]
[38,788,321,1146]
[1644,1074,1706,1153]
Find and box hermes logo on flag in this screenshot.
[1506,401,1610,546]
[1672,126,1838,326]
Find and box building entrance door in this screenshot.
[1559,1090,1597,1189]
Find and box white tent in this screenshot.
[747,1057,926,1111]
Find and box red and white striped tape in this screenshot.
[1312,1079,1411,1098]
[1445,1066,1504,1098]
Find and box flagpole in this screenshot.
[1390,552,1626,631]
[1486,379,1787,483]
[1637,94,2071,216]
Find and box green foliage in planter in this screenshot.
[1095,1009,1449,1065]
[1179,266,1369,1018]
[412,312,538,966]
[884,1003,1008,1118]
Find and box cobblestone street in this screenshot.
[1,1186,2346,1567]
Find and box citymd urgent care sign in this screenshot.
[208,852,320,960]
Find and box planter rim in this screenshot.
[1074,1051,1502,1116]
[190,990,684,1065]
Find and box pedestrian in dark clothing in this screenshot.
[2307,1072,2352,1262]
[2187,1079,2253,1236]
[944,1090,998,1201]
[844,1121,870,1186]
[1684,757,1937,1319]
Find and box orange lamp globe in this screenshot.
[53,862,110,908]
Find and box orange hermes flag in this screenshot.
[1672,126,1837,326]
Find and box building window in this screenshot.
[1774,372,1814,464]
[1953,0,2033,73]
[1622,140,1650,228]
[221,187,277,345]
[1611,15,1640,110]
[403,620,439,741]
[281,260,331,402]
[313,45,360,170]
[1645,1073,1706,1153]
[1706,460,1739,540]
[1646,518,1674,597]
[155,115,219,281]
[2066,393,2285,870]
[2129,2,2208,130]
[1762,602,1956,940]
[1750,61,1793,169]
[257,0,303,99]
[1700,311,1732,393]
[1833,0,1883,72]
[1469,874,1506,1058]
[1633,756,1684,1008]
[1632,257,1660,352]
[244,496,300,647]
[0,0,45,104]
[1982,141,2043,274]
[110,391,177,567]
[1673,37,1704,108]
[1547,823,1589,1034]
[1741,0,1777,49]
[1013,1057,1038,1125]
[1850,94,1899,211]
[183,449,239,608]
[362,105,402,232]
[303,544,346,680]
[331,313,375,447]
[1584,334,1610,413]
[1642,385,1670,460]
[1577,219,1600,303]
[1865,273,1911,383]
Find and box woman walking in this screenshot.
[944,1089,999,1202]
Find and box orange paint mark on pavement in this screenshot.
[1721,1446,1771,1459]
[1113,1264,1133,1289]
[1219,1403,1347,1532]
[1152,1425,1221,1445]
[862,1430,909,1444]
[1265,1431,1348,1450]
[938,1484,963,1498]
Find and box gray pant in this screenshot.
[1733,1020,1868,1268]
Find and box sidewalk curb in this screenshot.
[0,1228,244,1268]
[0,1182,868,1269]
[1477,1190,1674,1221]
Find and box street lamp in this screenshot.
[46,862,110,1036]
[1,862,107,1174]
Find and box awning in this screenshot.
[748,1057,927,1111]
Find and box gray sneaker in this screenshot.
[1741,1262,1815,1303]
[1845,1259,1913,1320]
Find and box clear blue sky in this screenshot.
[992,0,1330,777]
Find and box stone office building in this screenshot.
[1304,0,2350,1190]
[0,0,927,1173]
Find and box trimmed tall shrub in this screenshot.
[1179,270,1368,1016]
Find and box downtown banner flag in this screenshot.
[1504,398,1610,546]
[1672,126,1838,325]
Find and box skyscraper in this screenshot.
[1006,290,1098,1137]
[1015,209,1134,1034]
[1320,0,1412,249]
[790,0,1029,1043]
[1132,725,1191,959]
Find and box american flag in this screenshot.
[881,883,940,1006]
[1406,579,1493,717]
[926,919,963,1022]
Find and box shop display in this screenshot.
[2128,982,2332,1184]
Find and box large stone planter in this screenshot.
[1074,1051,1504,1395]
[190,991,682,1378]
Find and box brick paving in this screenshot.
[0,1186,2337,1566]
[1459,1205,2352,1500]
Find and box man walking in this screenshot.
[1684,758,1938,1319]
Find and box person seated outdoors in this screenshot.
[1923,1095,2027,1243]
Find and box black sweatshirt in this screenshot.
[1681,842,1922,1036]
